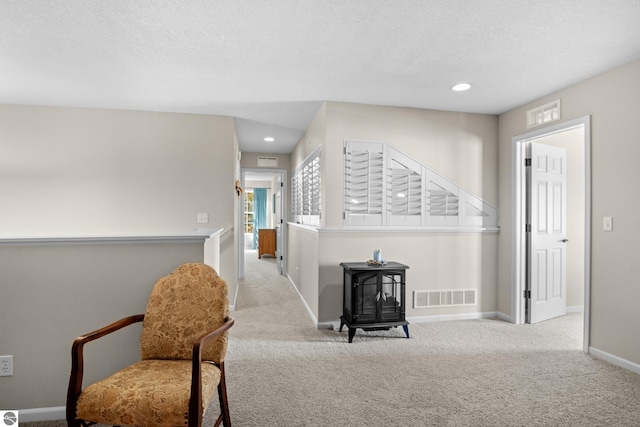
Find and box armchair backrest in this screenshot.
[140,263,230,363]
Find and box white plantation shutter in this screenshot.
[461,192,498,226]
[291,169,300,217]
[310,156,321,215]
[344,140,498,229]
[291,147,321,226]
[426,171,459,226]
[302,162,311,215]
[387,148,423,226]
[344,141,385,226]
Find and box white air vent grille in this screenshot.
[527,99,561,128]
[414,289,477,308]
[257,156,278,167]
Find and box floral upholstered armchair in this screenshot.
[66,263,234,427]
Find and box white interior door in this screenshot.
[528,142,568,323]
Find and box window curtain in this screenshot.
[253,188,267,249]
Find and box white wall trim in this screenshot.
[229,280,240,312]
[408,311,502,323]
[566,306,584,313]
[319,226,500,233]
[317,311,510,331]
[286,273,319,326]
[590,346,640,375]
[317,321,340,329]
[287,222,319,233]
[0,230,219,246]
[17,406,65,422]
[495,311,512,322]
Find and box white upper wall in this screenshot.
[0,105,236,237]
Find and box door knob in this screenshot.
[561,238,569,243]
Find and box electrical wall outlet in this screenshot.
[0,355,13,376]
[197,213,209,224]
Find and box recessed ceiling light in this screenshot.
[452,83,472,92]
[264,137,275,142]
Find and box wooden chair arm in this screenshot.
[73,314,145,346]
[66,314,145,425]
[189,317,235,427]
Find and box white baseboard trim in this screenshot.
[589,346,640,375]
[317,321,340,330]
[18,406,65,422]
[567,305,584,313]
[408,311,504,323]
[495,311,512,322]
[317,311,511,331]
[286,274,319,327]
[229,281,240,312]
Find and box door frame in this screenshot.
[511,116,591,353]
[238,168,288,279]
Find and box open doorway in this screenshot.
[512,116,591,353]
[239,169,287,279]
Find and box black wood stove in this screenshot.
[339,261,409,343]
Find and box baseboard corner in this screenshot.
[317,320,341,330]
[495,311,512,322]
[589,346,640,375]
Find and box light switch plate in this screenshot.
[603,216,613,231]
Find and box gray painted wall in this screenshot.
[498,59,640,366]
[0,240,205,410]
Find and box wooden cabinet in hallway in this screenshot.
[258,228,276,259]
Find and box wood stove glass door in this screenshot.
[380,272,403,321]
[355,272,379,323]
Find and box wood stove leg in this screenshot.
[348,328,356,343]
[402,324,410,339]
[339,317,345,332]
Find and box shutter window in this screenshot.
[344,140,497,229]
[462,192,498,226]
[344,141,384,226]
[310,156,321,215]
[291,147,321,226]
[387,148,423,226]
[426,172,459,226]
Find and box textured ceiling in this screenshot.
[2,1,640,153]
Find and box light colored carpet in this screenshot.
[211,252,640,426]
[35,252,640,426]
